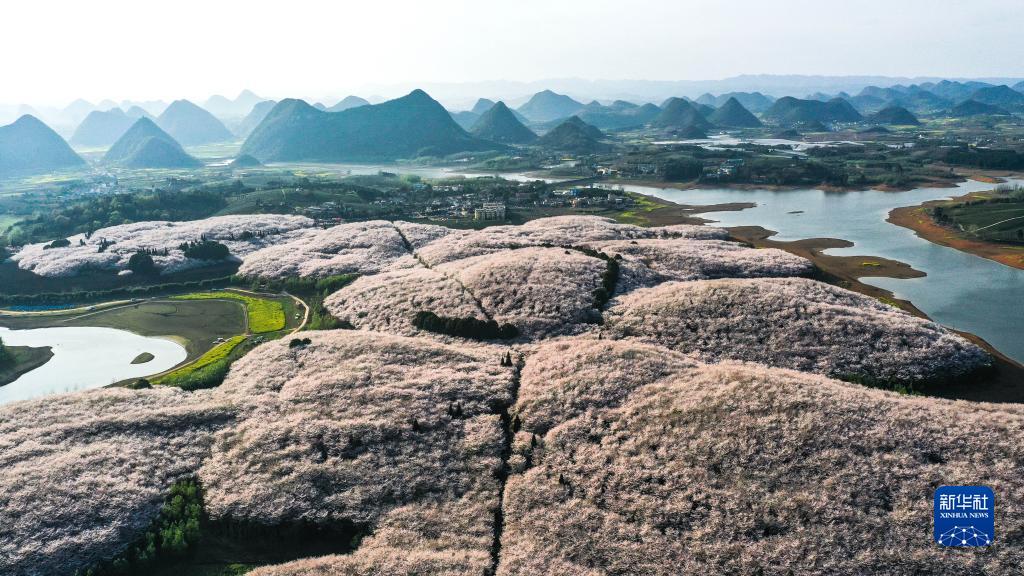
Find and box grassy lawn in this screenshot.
[172,291,287,334]
[152,335,246,389]
[0,345,54,386]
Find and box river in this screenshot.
[604,178,1024,365]
[0,326,187,404]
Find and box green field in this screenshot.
[172,291,287,333]
[152,335,247,389]
[941,200,1024,244]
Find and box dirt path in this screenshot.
[285,291,310,333]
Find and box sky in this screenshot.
[4,0,1024,105]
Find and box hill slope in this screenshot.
[471,98,496,115]
[204,90,265,119]
[968,85,1024,112]
[236,100,277,138]
[762,97,863,125]
[125,106,154,120]
[103,117,201,168]
[470,102,537,144]
[517,90,584,122]
[450,110,480,131]
[0,115,85,177]
[696,91,775,113]
[653,98,711,129]
[536,116,607,153]
[867,106,920,125]
[157,100,234,146]
[577,102,661,130]
[707,97,762,127]
[947,99,1012,117]
[241,90,500,162]
[70,108,136,147]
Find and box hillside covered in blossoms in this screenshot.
[1,215,1019,576]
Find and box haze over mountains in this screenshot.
[241,89,499,162]
[708,97,763,128]
[103,118,200,169]
[536,116,608,153]
[202,90,265,119]
[327,96,371,112]
[0,115,84,177]
[70,108,136,147]
[469,101,537,144]
[5,75,1024,181]
[156,100,234,146]
[517,90,585,122]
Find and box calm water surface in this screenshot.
[608,179,1024,364]
[0,326,187,404]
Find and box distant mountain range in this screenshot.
[471,98,496,115]
[125,106,154,120]
[103,118,201,168]
[241,89,501,162]
[762,97,863,125]
[0,115,85,177]
[708,97,762,128]
[470,102,537,144]
[236,101,278,138]
[517,90,585,122]
[537,116,607,153]
[450,110,481,131]
[157,100,234,146]
[327,96,371,112]
[575,100,661,130]
[204,90,265,119]
[947,100,1011,118]
[696,92,775,114]
[866,106,920,126]
[968,85,1024,112]
[654,98,711,130]
[70,108,136,147]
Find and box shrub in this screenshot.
[125,378,152,390]
[81,478,205,575]
[43,238,71,250]
[181,240,230,261]
[412,310,518,340]
[127,252,157,275]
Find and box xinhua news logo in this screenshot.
[934,486,995,547]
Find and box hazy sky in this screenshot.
[4,0,1023,105]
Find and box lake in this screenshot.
[0,326,187,404]
[607,178,1024,364]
